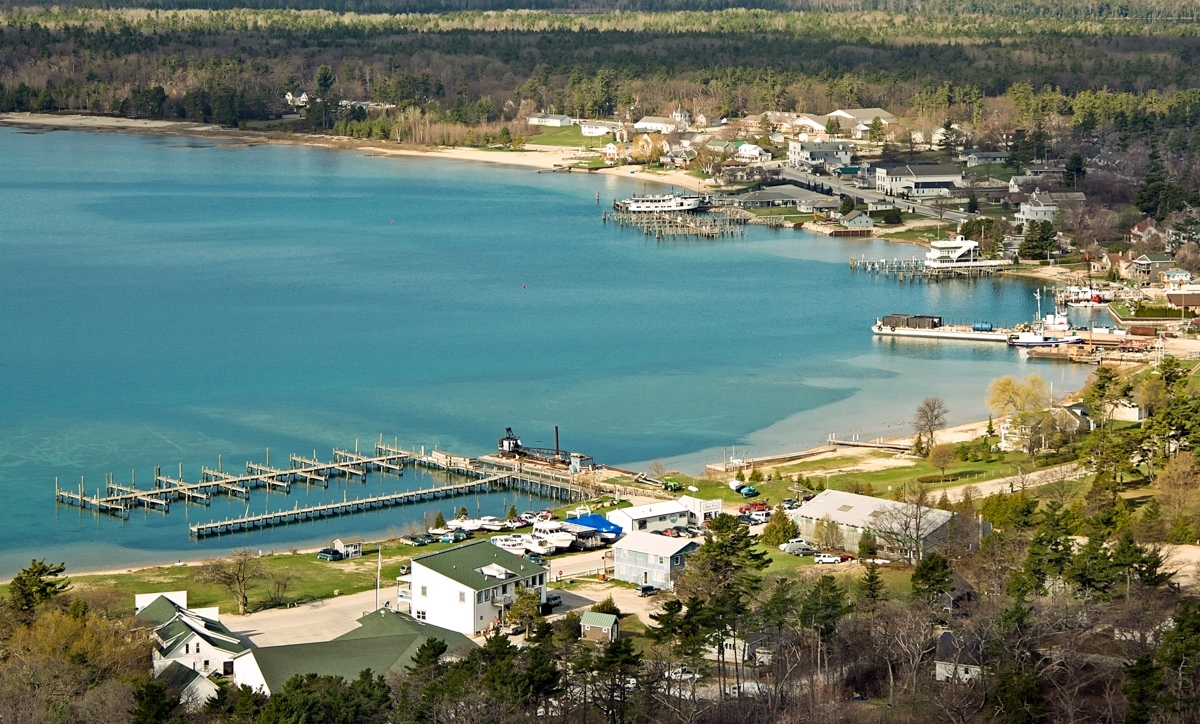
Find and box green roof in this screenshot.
[136,596,182,627]
[580,612,618,628]
[248,610,477,693]
[412,540,547,591]
[137,595,246,656]
[158,661,205,690]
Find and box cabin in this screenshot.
[840,210,874,229]
[581,612,620,643]
[334,536,364,558]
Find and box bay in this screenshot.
[0,127,1094,575]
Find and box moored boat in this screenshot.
[1008,332,1085,347]
[614,193,703,213]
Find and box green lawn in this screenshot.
[877,225,954,242]
[527,125,605,148]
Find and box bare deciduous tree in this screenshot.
[1155,451,1198,521]
[195,548,267,615]
[914,397,949,448]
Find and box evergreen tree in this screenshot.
[457,505,469,518]
[760,504,799,547]
[1122,653,1163,724]
[1063,151,1086,188]
[1136,147,1187,220]
[967,191,979,213]
[800,575,852,640]
[839,195,855,214]
[987,415,996,437]
[507,504,519,520]
[748,467,763,483]
[910,552,953,603]
[1063,536,1118,598]
[857,530,877,558]
[856,562,886,612]
[434,510,446,528]
[7,559,69,613]
[867,116,885,143]
[1167,514,1194,544]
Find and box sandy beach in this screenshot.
[0,112,709,191]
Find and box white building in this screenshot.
[285,92,309,107]
[135,591,247,679]
[733,143,772,163]
[788,141,854,170]
[678,495,722,523]
[875,164,963,197]
[934,632,985,682]
[613,532,699,590]
[409,541,548,636]
[1015,189,1058,226]
[634,115,677,133]
[790,489,959,561]
[827,108,896,139]
[580,120,622,137]
[527,113,573,127]
[606,500,691,534]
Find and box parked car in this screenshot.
[546,593,563,607]
[417,533,437,545]
[525,554,544,564]
[838,553,855,562]
[735,514,754,525]
[782,498,797,506]
[749,510,771,524]
[790,547,818,557]
[637,585,658,598]
[661,527,680,537]
[520,511,539,523]
[739,486,760,498]
[685,525,702,537]
[778,538,810,554]
[814,553,841,564]
[738,500,769,514]
[664,666,699,681]
[439,530,467,543]
[399,535,426,546]
[502,623,527,636]
[672,526,693,538]
[316,548,343,561]
[398,564,410,575]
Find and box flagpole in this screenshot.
[376,546,382,611]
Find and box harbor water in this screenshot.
[0,126,1094,575]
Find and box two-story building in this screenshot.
[1132,253,1176,286]
[135,591,247,678]
[787,141,854,171]
[1014,189,1058,227]
[876,164,963,197]
[634,116,678,133]
[612,532,699,590]
[409,541,548,636]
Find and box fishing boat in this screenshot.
[518,535,555,556]
[613,193,703,213]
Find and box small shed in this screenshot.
[334,536,364,558]
[581,612,620,642]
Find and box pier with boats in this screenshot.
[850,235,1013,280]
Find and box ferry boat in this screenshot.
[614,193,703,213]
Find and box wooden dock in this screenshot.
[603,209,746,240]
[54,435,589,537]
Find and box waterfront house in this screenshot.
[1132,253,1175,285]
[840,210,874,229]
[408,540,548,636]
[603,142,631,163]
[333,536,364,558]
[159,662,220,711]
[789,490,960,562]
[526,112,573,127]
[232,609,476,695]
[1000,403,1094,451]
[135,591,247,678]
[606,500,691,534]
[613,532,698,590]
[634,116,678,133]
[1162,268,1192,290]
[581,612,620,642]
[934,631,986,682]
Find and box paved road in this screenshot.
[778,168,974,224]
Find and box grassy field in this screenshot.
[878,225,954,242]
[528,125,605,148]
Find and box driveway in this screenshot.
[942,463,1084,502]
[224,589,384,647]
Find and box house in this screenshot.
[613,532,699,590]
[999,403,1094,452]
[962,150,1010,167]
[875,164,963,197]
[409,540,548,636]
[232,608,476,695]
[941,573,977,613]
[581,612,620,642]
[1107,400,1146,422]
[285,92,309,107]
[707,631,778,665]
[1014,189,1058,227]
[1128,218,1166,248]
[606,500,691,534]
[333,536,364,558]
[934,631,986,682]
[634,116,677,133]
[840,210,874,229]
[135,591,247,678]
[671,108,691,128]
[1132,253,1175,285]
[678,495,722,523]
[789,489,959,561]
[720,184,834,209]
[733,143,772,163]
[603,142,631,163]
[1167,291,1200,312]
[526,113,573,127]
[158,662,220,711]
[925,235,986,267]
[1092,251,1130,278]
[580,120,622,137]
[787,141,854,171]
[827,108,897,139]
[1162,268,1192,290]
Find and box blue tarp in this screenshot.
[569,514,623,535]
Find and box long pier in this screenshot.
[55,436,589,537]
[603,209,746,240]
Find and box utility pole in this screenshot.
[375,546,382,611]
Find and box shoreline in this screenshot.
[0,112,707,192]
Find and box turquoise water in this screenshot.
[0,127,1094,575]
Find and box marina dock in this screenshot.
[54,436,590,537]
[602,210,746,239]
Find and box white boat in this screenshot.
[872,322,1009,343]
[456,518,483,532]
[428,527,449,536]
[489,535,528,555]
[1067,301,1107,308]
[532,521,576,550]
[1041,311,1072,333]
[518,534,555,556]
[615,193,703,213]
[1008,332,1084,347]
[478,516,505,532]
[444,517,467,530]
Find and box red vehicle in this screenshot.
[738,500,770,514]
[838,554,855,562]
[661,528,680,537]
